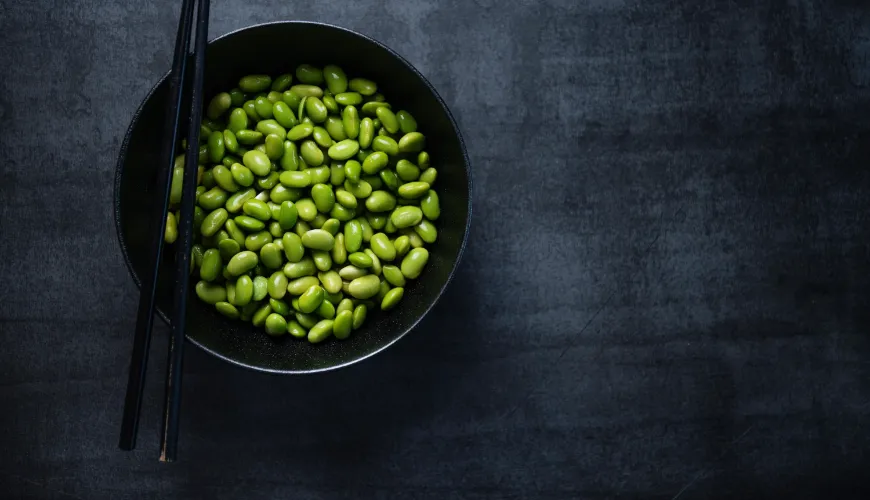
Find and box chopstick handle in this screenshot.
[119,0,198,452]
[159,0,210,463]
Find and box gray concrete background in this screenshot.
[2,0,870,498]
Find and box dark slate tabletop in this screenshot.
[2,1,870,499]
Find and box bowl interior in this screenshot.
[115,22,471,373]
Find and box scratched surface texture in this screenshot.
[2,0,870,498]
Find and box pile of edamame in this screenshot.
[163,64,440,343]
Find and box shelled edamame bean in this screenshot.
[167,65,439,344]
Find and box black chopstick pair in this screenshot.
[119,0,210,462]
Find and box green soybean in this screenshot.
[419,167,438,185]
[227,251,258,275]
[283,257,316,279]
[300,140,324,166]
[342,105,360,140]
[358,117,374,149]
[264,313,288,336]
[331,233,348,265]
[352,304,367,329]
[301,229,335,251]
[254,96,274,120]
[256,119,286,137]
[332,310,353,339]
[328,139,360,161]
[288,276,320,295]
[312,250,332,272]
[365,190,397,213]
[307,319,334,343]
[279,170,311,188]
[201,208,228,236]
[344,160,362,183]
[235,275,254,306]
[287,122,314,141]
[325,116,346,141]
[362,151,389,174]
[199,187,228,211]
[370,233,397,261]
[393,235,411,257]
[391,206,423,228]
[287,320,307,338]
[235,129,263,145]
[200,249,222,281]
[239,74,272,93]
[381,287,404,311]
[305,96,328,123]
[335,92,362,106]
[348,274,380,299]
[296,64,324,85]
[349,78,377,96]
[372,136,399,156]
[196,281,227,304]
[375,106,399,133]
[323,65,348,94]
[396,110,417,133]
[312,126,334,148]
[267,271,289,299]
[400,248,428,279]
[260,242,283,269]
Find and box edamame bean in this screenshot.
[271,73,293,91]
[264,313,287,336]
[227,251,258,275]
[400,248,429,279]
[254,96,274,120]
[268,271,289,299]
[225,188,257,213]
[381,287,404,311]
[242,150,271,177]
[335,92,362,106]
[333,310,353,339]
[252,275,269,301]
[307,319,334,343]
[393,235,411,257]
[328,139,360,161]
[300,140,324,166]
[239,74,271,93]
[365,190,397,213]
[299,285,324,313]
[201,208,228,236]
[282,232,305,263]
[391,206,423,228]
[200,248,222,281]
[382,265,406,287]
[260,242,283,269]
[208,131,226,163]
[362,151,388,174]
[216,302,240,319]
[349,78,377,96]
[396,110,417,133]
[398,132,426,153]
[344,179,372,199]
[235,275,253,306]
[283,257,315,278]
[305,96,328,123]
[419,167,438,185]
[242,199,271,221]
[196,281,227,304]
[199,187,228,211]
[279,170,311,189]
[323,65,348,94]
[339,265,367,280]
[272,101,297,129]
[256,119,286,137]
[396,159,420,182]
[288,276,320,295]
[372,136,398,156]
[325,116,346,141]
[364,249,382,276]
[352,304,367,329]
[331,233,347,265]
[398,181,430,199]
[265,133,284,160]
[344,160,362,183]
[312,250,332,272]
[296,64,324,85]
[245,231,272,251]
[348,274,380,299]
[370,233,397,261]
[318,270,343,294]
[414,220,438,243]
[358,117,374,149]
[207,92,232,120]
[212,165,239,192]
[375,106,399,133]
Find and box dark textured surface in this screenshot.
[2,0,870,498]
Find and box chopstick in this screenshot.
[119,0,198,452]
[159,0,210,463]
[118,0,210,461]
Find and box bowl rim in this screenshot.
[113,20,473,374]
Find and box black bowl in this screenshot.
[114,21,472,374]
